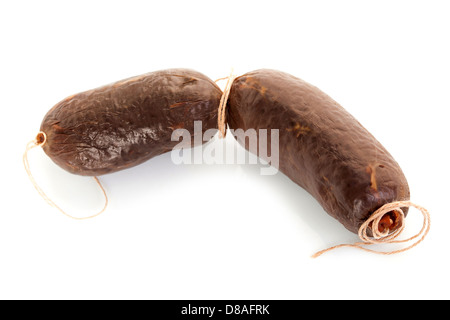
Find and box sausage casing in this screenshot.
[40,69,222,176]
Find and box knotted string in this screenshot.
[216,69,237,138]
[312,200,430,258]
[23,131,108,220]
[24,88,430,257]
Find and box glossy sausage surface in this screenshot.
[227,69,410,234]
[40,69,222,176]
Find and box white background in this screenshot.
[1,0,449,300]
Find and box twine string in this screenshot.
[23,131,108,220]
[312,200,430,258]
[215,69,237,138]
[24,120,430,256]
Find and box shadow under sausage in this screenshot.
[231,154,356,246]
[99,137,356,247]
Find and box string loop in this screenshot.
[23,131,108,220]
[312,200,430,258]
[216,69,237,138]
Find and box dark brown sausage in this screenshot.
[40,69,222,176]
[227,69,410,234]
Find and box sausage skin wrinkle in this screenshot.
[40,69,222,176]
[227,69,410,234]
